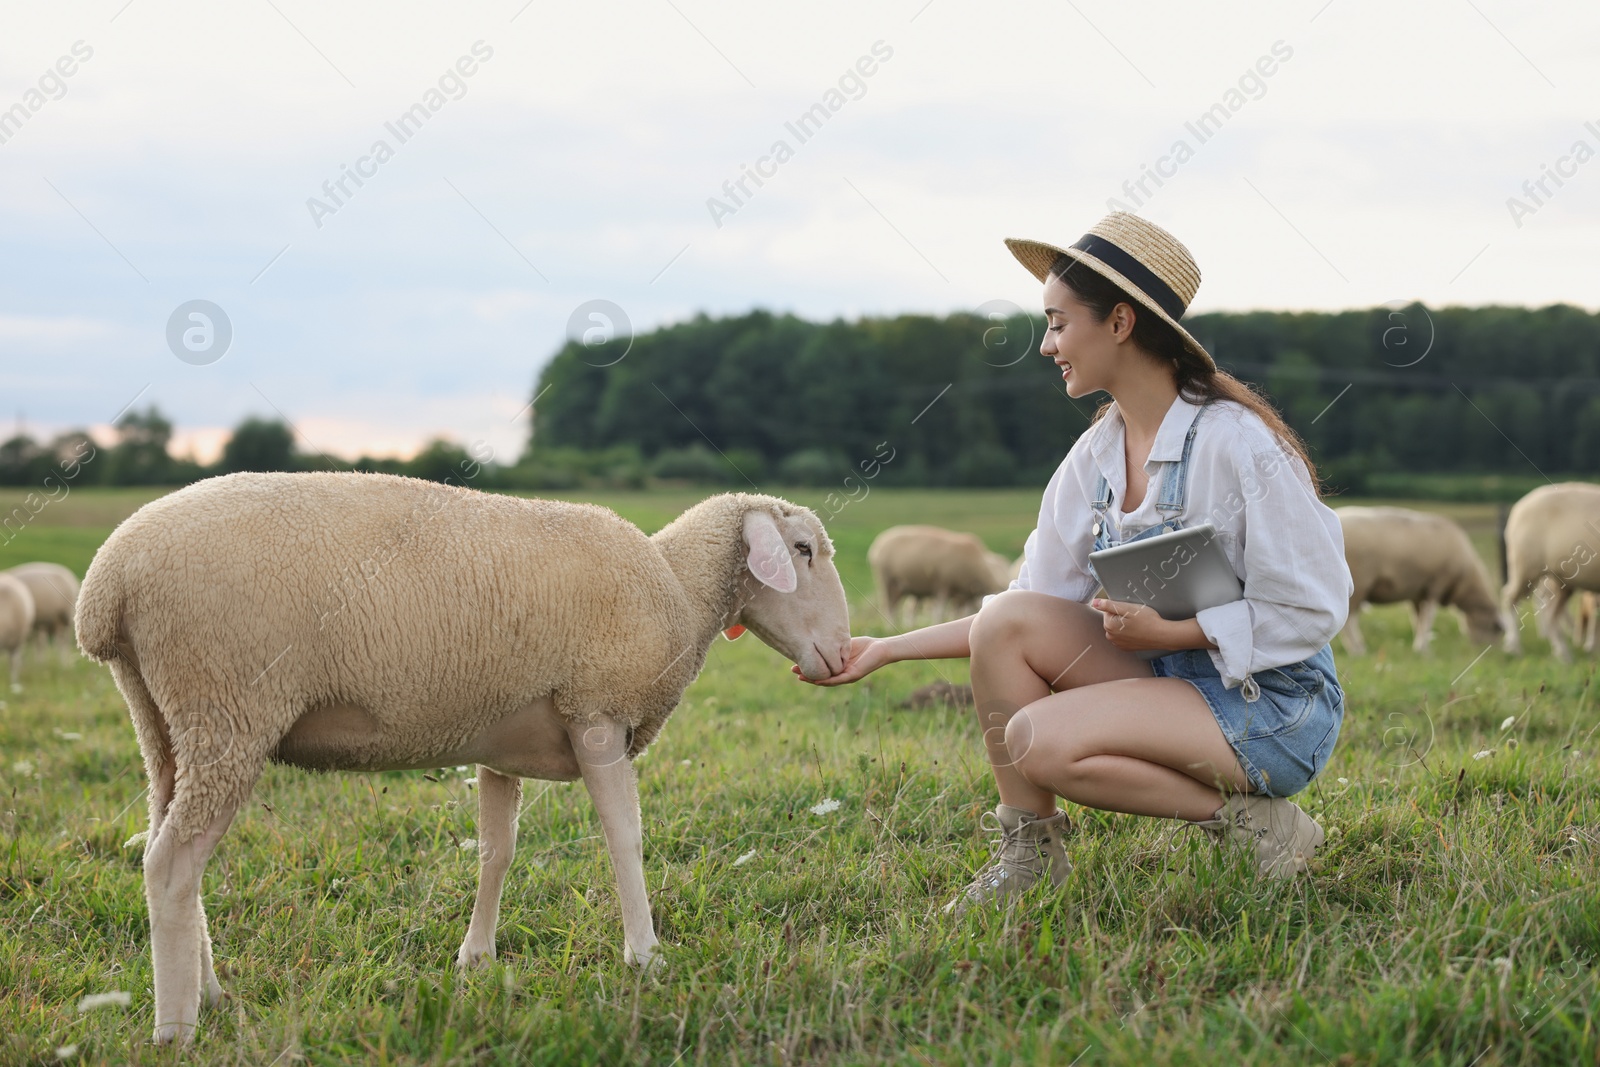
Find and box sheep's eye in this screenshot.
[795,541,813,560]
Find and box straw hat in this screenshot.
[1004,212,1214,370]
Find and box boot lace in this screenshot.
[968,811,1049,889]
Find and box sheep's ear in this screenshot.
[743,510,797,593]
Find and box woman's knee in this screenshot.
[1003,705,1071,778]
[972,590,1031,656]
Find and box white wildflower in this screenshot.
[459,838,477,851]
[9,682,21,694]
[1500,716,1516,731]
[463,777,478,787]
[12,760,34,776]
[732,849,758,867]
[1473,750,1494,760]
[55,1045,78,1061]
[680,759,692,766]
[77,991,132,1012]
[1492,956,1513,978]
[1337,777,1349,785]
[1506,738,1519,749]
[810,797,841,816]
[122,831,149,850]
[455,765,470,771]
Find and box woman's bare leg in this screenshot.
[969,590,1251,821]
[1004,676,1252,820]
[969,590,1157,816]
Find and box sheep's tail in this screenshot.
[74,553,125,664]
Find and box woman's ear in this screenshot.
[1112,301,1138,343]
[743,510,798,592]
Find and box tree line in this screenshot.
[530,302,1600,494]
[6,302,1598,497]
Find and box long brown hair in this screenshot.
[1049,253,1324,496]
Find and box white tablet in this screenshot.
[1088,524,1243,659]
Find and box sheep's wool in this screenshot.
[77,472,830,841]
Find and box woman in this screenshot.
[799,212,1353,913]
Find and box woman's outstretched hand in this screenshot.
[792,636,893,686]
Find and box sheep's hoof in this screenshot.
[625,942,665,975]
[151,1021,197,1047]
[456,942,496,969]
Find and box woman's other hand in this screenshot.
[792,636,893,686]
[1091,597,1206,652]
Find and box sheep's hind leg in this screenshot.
[457,767,522,967]
[145,800,238,1046]
[568,717,659,970]
[143,754,225,1006]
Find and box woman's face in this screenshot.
[1039,273,1135,399]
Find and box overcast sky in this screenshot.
[3,0,1598,462]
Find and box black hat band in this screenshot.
[1067,233,1187,322]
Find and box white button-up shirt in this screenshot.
[988,393,1353,690]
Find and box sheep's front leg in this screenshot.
[1339,606,1367,657]
[457,767,522,967]
[1409,600,1437,654]
[568,717,659,969]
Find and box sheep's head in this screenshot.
[735,506,851,681]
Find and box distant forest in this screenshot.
[5,302,1600,499]
[529,302,1600,493]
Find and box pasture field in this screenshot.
[1,485,1596,1066]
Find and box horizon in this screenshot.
[9,296,1596,467]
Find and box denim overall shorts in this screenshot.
[1085,401,1345,798]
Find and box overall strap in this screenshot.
[1091,471,1112,510]
[1154,398,1212,513]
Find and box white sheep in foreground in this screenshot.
[1501,482,1600,661]
[866,524,1009,626]
[2,561,80,653]
[0,573,35,686]
[1335,505,1505,655]
[76,472,851,1046]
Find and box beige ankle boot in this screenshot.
[943,803,1072,915]
[1192,793,1324,879]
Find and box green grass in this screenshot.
[1,487,1597,1065]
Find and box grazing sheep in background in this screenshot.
[1336,505,1505,655]
[1501,482,1600,661]
[867,524,1009,626]
[3,562,80,654]
[75,472,852,1046]
[0,573,35,686]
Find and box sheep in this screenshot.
[75,471,851,1046]
[2,561,80,654]
[0,573,35,686]
[1335,505,1505,655]
[1501,482,1600,661]
[866,524,1009,626]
